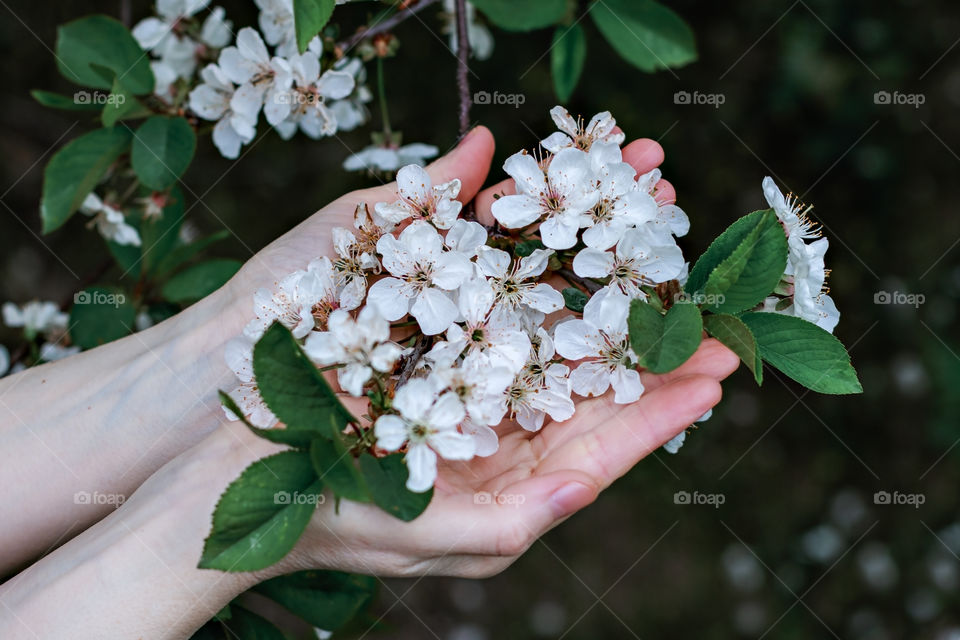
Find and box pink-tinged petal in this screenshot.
[476,246,511,278]
[491,194,543,229]
[411,288,459,335]
[554,319,604,360]
[396,164,432,203]
[338,362,372,397]
[374,415,408,451]
[572,248,614,279]
[393,379,435,422]
[367,278,412,321]
[549,105,579,137]
[429,430,475,460]
[428,391,467,430]
[610,366,644,404]
[540,131,572,154]
[404,443,438,492]
[539,214,580,250]
[432,251,473,290]
[522,283,564,314]
[569,361,611,398]
[461,420,499,457]
[502,151,547,196]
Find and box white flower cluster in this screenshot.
[134,1,372,159]
[761,178,840,333]
[1,301,79,364]
[223,106,697,491]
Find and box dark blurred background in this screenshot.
[3,1,960,638]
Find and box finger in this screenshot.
[621,138,664,176]
[474,177,514,226]
[654,178,676,205]
[536,374,722,484]
[424,126,496,204]
[639,338,740,391]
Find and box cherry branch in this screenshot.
[454,0,471,136]
[337,0,443,53]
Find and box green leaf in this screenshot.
[199,450,321,572]
[228,606,286,640]
[310,437,370,503]
[589,0,697,72]
[131,116,196,190]
[628,299,703,374]
[153,230,230,278]
[55,15,154,94]
[698,209,787,313]
[470,0,567,31]
[293,0,336,54]
[68,286,135,349]
[561,287,589,313]
[514,239,546,257]
[140,187,185,274]
[741,312,862,394]
[551,23,587,102]
[254,571,377,630]
[41,127,133,233]
[188,621,226,640]
[101,76,151,128]
[106,237,143,280]
[359,454,432,521]
[30,89,102,111]
[690,209,788,313]
[254,323,356,437]
[219,391,314,449]
[161,258,240,303]
[703,313,762,384]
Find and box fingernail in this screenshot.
[549,482,595,519]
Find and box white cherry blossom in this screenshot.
[224,335,278,428]
[635,167,690,238]
[244,258,339,339]
[367,221,472,335]
[554,289,644,404]
[79,193,141,247]
[762,176,821,251]
[491,148,599,249]
[218,27,292,126]
[476,247,564,315]
[442,0,494,60]
[374,379,475,492]
[328,57,372,132]
[427,278,531,373]
[303,307,403,396]
[343,142,439,173]
[583,141,658,249]
[501,329,574,431]
[573,226,684,299]
[374,165,463,229]
[269,52,355,139]
[428,351,513,429]
[540,106,625,153]
[189,63,256,159]
[2,301,68,338]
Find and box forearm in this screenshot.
[0,425,272,640]
[0,285,245,574]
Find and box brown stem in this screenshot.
[337,0,443,53]
[454,0,471,136]
[397,334,433,387]
[558,268,602,294]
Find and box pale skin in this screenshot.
[0,127,738,639]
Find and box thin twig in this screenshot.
[337,0,443,53]
[397,334,433,387]
[454,0,471,136]
[558,268,602,294]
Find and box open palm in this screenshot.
[223,127,740,579]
